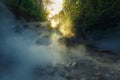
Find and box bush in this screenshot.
[5,0,47,21]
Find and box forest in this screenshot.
[4,0,120,43]
[0,0,120,80]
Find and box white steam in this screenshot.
[0,2,66,80]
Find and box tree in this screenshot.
[17,0,22,8]
[5,0,47,21]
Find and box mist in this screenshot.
[1,1,120,80]
[0,2,67,80]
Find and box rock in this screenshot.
[81,77,87,80]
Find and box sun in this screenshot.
[43,0,63,28]
[46,0,63,18]
[43,0,75,38]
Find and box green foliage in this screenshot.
[20,0,38,15]
[63,0,120,36]
[5,0,47,21]
[63,0,81,21]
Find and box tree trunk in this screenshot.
[17,0,22,8]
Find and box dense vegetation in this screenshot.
[5,0,47,21]
[62,0,120,38]
[4,0,120,44]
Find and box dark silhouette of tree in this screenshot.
[17,0,22,8]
